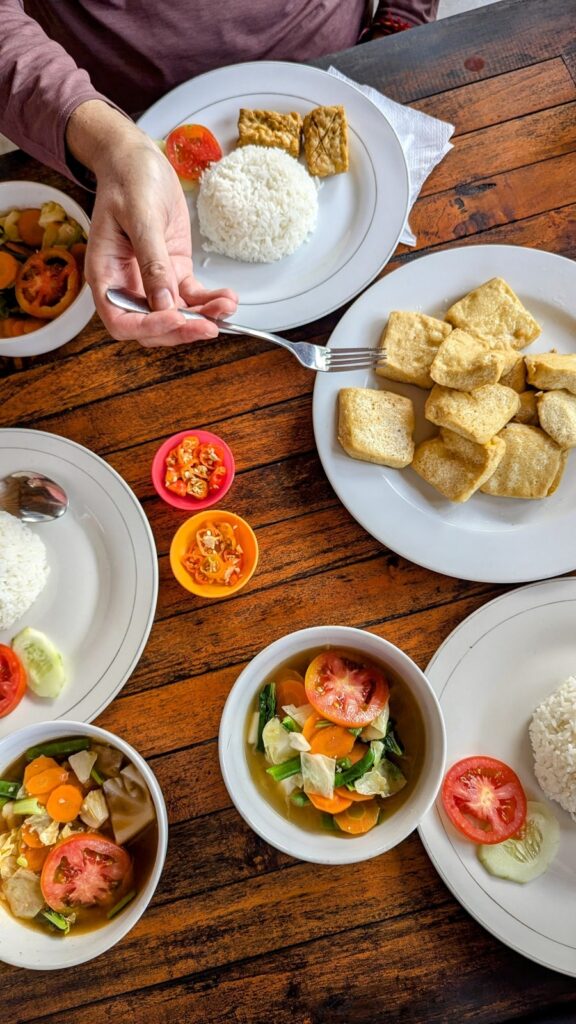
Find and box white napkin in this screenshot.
[328,66,454,246]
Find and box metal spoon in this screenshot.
[0,471,69,523]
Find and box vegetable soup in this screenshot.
[246,647,425,836]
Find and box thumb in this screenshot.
[132,228,178,312]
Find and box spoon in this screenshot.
[0,471,69,523]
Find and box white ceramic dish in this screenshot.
[138,61,410,331]
[0,719,168,970]
[313,244,576,583]
[0,428,158,737]
[0,181,94,358]
[418,577,576,977]
[219,625,445,865]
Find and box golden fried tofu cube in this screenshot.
[425,383,520,444]
[303,105,349,177]
[412,428,506,503]
[430,328,507,390]
[498,351,527,392]
[537,389,576,448]
[513,390,539,426]
[338,387,414,469]
[525,352,576,395]
[445,278,541,350]
[480,423,565,499]
[376,311,452,389]
[237,109,303,158]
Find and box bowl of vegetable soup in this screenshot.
[219,626,446,864]
[0,720,168,969]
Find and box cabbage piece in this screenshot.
[2,209,21,241]
[281,703,314,728]
[69,749,98,785]
[278,773,303,800]
[39,201,66,226]
[289,732,311,753]
[103,763,155,845]
[93,743,123,777]
[361,705,390,741]
[354,758,407,797]
[262,717,294,764]
[23,813,59,846]
[301,752,336,799]
[80,789,109,829]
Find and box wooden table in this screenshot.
[1,0,575,1019]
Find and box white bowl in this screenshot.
[0,720,168,970]
[0,181,94,357]
[219,625,446,865]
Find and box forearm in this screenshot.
[66,100,154,182]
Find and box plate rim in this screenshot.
[0,427,158,727]
[137,60,410,331]
[418,575,576,977]
[312,243,576,584]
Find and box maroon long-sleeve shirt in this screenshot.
[0,1,367,180]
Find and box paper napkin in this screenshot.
[328,66,454,246]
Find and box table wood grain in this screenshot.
[1,0,576,1020]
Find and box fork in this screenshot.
[106,289,387,373]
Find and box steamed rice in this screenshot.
[0,512,49,631]
[197,145,319,263]
[529,677,576,820]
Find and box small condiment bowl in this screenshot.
[0,720,168,970]
[151,429,235,511]
[219,625,446,865]
[169,509,258,598]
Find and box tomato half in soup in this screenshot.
[305,650,389,728]
[41,834,133,912]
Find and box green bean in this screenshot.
[25,737,91,761]
[266,756,301,782]
[0,780,19,798]
[107,890,136,919]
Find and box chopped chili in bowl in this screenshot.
[164,435,227,501]
[182,519,244,587]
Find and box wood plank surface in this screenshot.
[1,1,576,1022]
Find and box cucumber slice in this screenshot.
[11,627,67,698]
[477,800,560,884]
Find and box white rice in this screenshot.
[197,145,319,263]
[0,512,49,631]
[529,676,576,820]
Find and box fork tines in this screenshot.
[326,347,387,371]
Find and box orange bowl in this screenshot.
[169,510,259,598]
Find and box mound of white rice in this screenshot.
[529,677,576,820]
[0,512,49,631]
[197,145,319,263]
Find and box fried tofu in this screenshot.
[430,328,507,390]
[525,352,576,395]
[480,423,565,499]
[303,105,349,177]
[376,311,452,389]
[445,277,541,350]
[237,109,303,158]
[537,389,576,448]
[412,428,506,502]
[498,351,527,392]
[425,383,520,445]
[512,390,539,426]
[338,387,415,469]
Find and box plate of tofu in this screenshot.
[138,61,410,331]
[312,244,576,583]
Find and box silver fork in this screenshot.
[106,289,386,373]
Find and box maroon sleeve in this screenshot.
[0,0,127,182]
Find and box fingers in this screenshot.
[97,306,219,345]
[179,276,238,318]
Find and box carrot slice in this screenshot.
[21,824,46,849]
[46,784,83,823]
[0,251,19,289]
[20,843,51,872]
[24,756,59,788]
[302,712,323,742]
[27,766,69,798]
[276,677,307,714]
[310,725,355,759]
[308,791,353,814]
[334,799,380,835]
[334,786,374,803]
[17,209,44,248]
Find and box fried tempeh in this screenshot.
[237,109,303,158]
[303,105,349,177]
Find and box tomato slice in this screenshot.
[441,756,527,845]
[15,247,80,319]
[165,124,222,182]
[0,644,26,718]
[304,650,389,728]
[41,834,133,912]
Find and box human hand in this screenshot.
[68,102,237,347]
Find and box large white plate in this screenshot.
[418,578,576,977]
[313,244,576,583]
[0,429,158,736]
[137,61,410,331]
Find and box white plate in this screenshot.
[418,578,576,976]
[313,244,576,583]
[0,429,157,735]
[137,61,410,331]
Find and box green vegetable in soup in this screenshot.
[40,909,72,933]
[12,796,44,816]
[256,682,276,753]
[266,756,302,782]
[107,890,136,919]
[25,737,91,761]
[336,748,375,788]
[290,791,310,807]
[382,721,404,756]
[0,780,19,798]
[281,715,300,733]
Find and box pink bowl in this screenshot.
[151,429,235,511]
